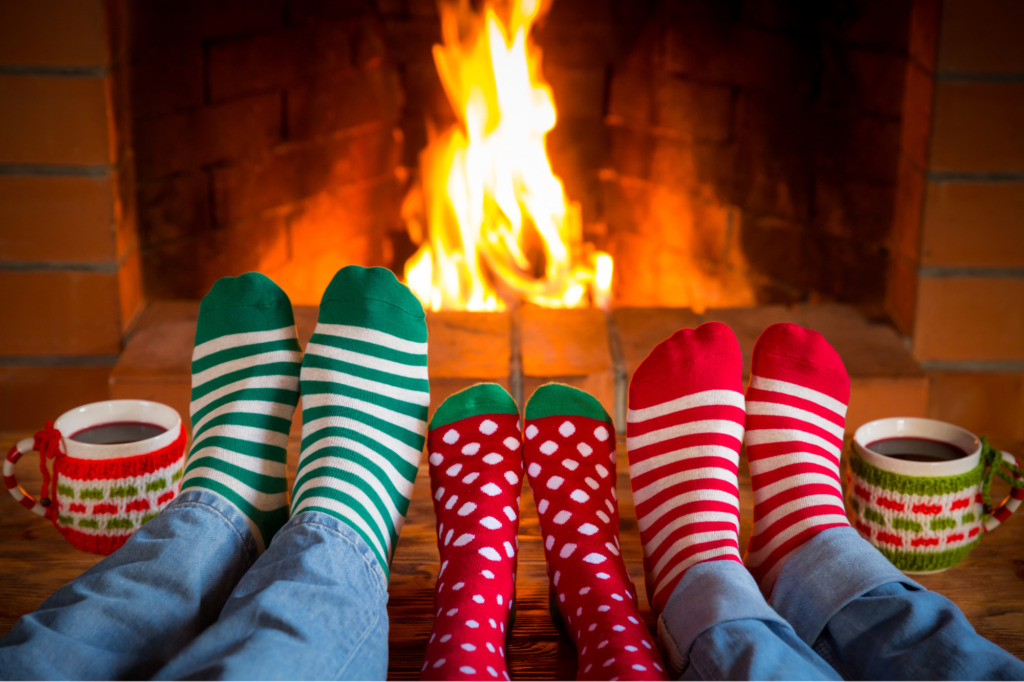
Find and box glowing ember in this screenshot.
[402,0,612,311]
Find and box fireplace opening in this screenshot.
[128,0,911,314]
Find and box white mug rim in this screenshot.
[853,417,980,477]
[54,399,182,460]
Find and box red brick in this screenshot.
[908,0,941,71]
[814,111,901,184]
[820,48,907,118]
[930,83,1024,174]
[0,0,107,67]
[0,365,112,431]
[921,182,1024,268]
[128,0,285,45]
[0,271,122,356]
[0,176,116,262]
[813,177,896,243]
[611,307,703,380]
[212,126,398,224]
[128,41,204,118]
[938,0,1024,74]
[914,277,1024,361]
[0,75,111,165]
[136,171,213,248]
[287,67,402,141]
[927,370,1024,446]
[134,93,283,179]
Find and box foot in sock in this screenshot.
[290,265,430,578]
[179,272,302,551]
[421,384,522,681]
[626,322,745,616]
[744,322,850,596]
[525,384,665,681]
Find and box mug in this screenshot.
[847,417,1024,573]
[4,399,187,555]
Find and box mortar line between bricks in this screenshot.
[509,307,523,409]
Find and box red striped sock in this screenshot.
[422,384,522,681]
[626,322,745,616]
[743,323,851,596]
[524,384,666,681]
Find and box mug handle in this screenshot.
[983,450,1024,533]
[4,438,48,517]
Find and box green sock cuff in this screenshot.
[430,383,519,430]
[318,266,426,343]
[196,273,296,345]
[525,383,611,424]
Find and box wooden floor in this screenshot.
[3,430,1024,679]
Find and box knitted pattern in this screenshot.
[848,454,984,572]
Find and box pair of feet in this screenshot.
[180,266,429,577]
[422,383,667,681]
[627,321,851,615]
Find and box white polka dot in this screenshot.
[483,453,503,465]
[596,572,610,579]
[598,604,610,612]
[540,440,558,455]
[486,642,496,652]
[560,543,577,558]
[504,471,519,485]
[504,541,515,557]
[503,505,517,521]
[451,582,464,591]
[641,640,652,649]
[434,486,446,501]
[547,476,564,490]
[597,639,609,648]
[446,463,463,477]
[457,502,477,516]
[446,607,459,616]
[553,510,572,525]
[628,616,640,624]
[433,657,447,668]
[444,529,453,545]
[466,620,479,628]
[588,623,598,632]
[632,664,647,672]
[445,495,458,510]
[487,666,497,677]
[480,516,502,530]
[453,533,475,546]
[462,472,480,484]
[489,618,498,628]
[440,633,452,642]
[482,569,495,578]
[595,464,609,478]
[537,499,549,514]
[562,458,579,471]
[479,547,501,561]
[497,594,503,605]
[554,570,561,586]
[611,593,624,601]
[596,510,610,524]
[603,657,616,666]
[606,541,620,555]
[462,442,481,456]
[579,586,591,595]
[479,419,498,435]
[545,535,555,550]
[584,664,594,673]
[504,436,520,450]
[558,593,566,603]
[583,552,607,564]
[480,482,502,496]
[559,421,576,437]
[577,442,593,456]
[459,666,476,676]
[525,424,538,439]
[472,594,485,604]
[585,476,600,490]
[612,624,626,631]
[578,523,598,535]
[443,429,460,444]
[527,462,541,478]
[594,425,609,441]
[570,489,589,503]
[625,645,637,652]
[429,453,443,466]
[654,662,663,671]
[605,499,615,514]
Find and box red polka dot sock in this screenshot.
[744,322,851,596]
[626,321,745,617]
[524,383,666,681]
[422,383,523,681]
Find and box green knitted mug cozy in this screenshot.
[847,453,986,572]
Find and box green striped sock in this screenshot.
[291,265,430,578]
[179,272,302,551]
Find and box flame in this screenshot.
[402,0,611,311]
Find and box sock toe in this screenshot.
[525,383,610,423]
[196,273,295,344]
[751,323,849,404]
[431,383,519,431]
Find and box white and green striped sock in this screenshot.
[291,266,430,578]
[180,272,302,551]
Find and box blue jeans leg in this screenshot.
[659,560,840,680]
[152,510,390,681]
[770,526,1024,680]
[0,489,258,680]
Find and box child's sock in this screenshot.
[744,322,850,596]
[421,384,522,681]
[290,266,430,578]
[525,384,665,681]
[626,322,745,616]
[180,272,302,551]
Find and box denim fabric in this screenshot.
[660,527,1024,681]
[0,489,389,680]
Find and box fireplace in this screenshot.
[1,0,1022,453]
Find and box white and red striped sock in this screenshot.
[744,322,851,596]
[422,384,522,681]
[524,383,666,681]
[626,322,745,616]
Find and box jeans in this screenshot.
[0,490,389,680]
[661,526,1024,680]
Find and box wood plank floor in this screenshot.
[3,431,1023,679]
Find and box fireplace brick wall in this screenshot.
[0,0,142,429]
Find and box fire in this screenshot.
[402,0,611,311]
